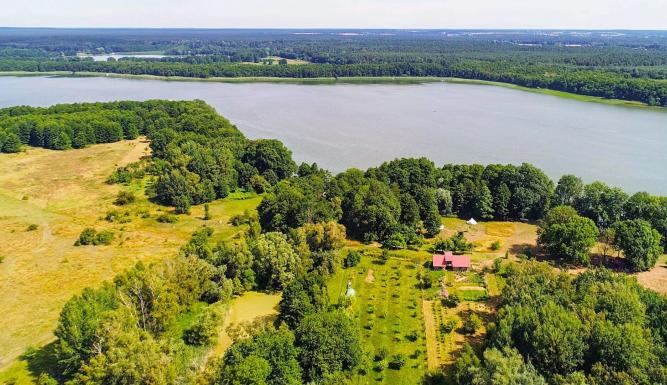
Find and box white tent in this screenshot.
[466,218,478,225]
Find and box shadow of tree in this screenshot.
[508,243,539,257]
[20,341,63,382]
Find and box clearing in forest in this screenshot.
[0,140,261,370]
[328,249,428,385]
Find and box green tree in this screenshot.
[278,274,329,329]
[218,327,302,385]
[54,284,119,375]
[251,232,302,290]
[538,206,599,264]
[2,132,22,153]
[612,219,663,272]
[295,311,362,382]
[554,175,584,206]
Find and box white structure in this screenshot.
[345,281,356,297]
[466,218,478,225]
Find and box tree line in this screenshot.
[1,57,665,106]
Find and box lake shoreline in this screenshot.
[0,71,662,110]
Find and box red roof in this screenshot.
[450,255,471,268]
[432,251,453,268]
[432,251,471,269]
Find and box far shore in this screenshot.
[0,71,663,110]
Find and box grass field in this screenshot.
[328,249,429,384]
[0,139,261,372]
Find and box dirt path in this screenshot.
[421,300,440,371]
[365,269,375,283]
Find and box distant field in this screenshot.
[0,139,261,370]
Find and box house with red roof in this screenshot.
[432,251,471,271]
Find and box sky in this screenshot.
[1,0,665,30]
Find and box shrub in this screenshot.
[383,233,406,249]
[74,227,97,246]
[379,250,390,264]
[0,255,4,264]
[490,240,502,251]
[114,191,136,206]
[388,354,406,370]
[441,318,458,333]
[36,373,58,385]
[105,209,131,223]
[156,213,178,223]
[203,203,212,220]
[462,313,482,335]
[93,230,114,245]
[26,223,38,231]
[405,330,419,342]
[375,347,389,361]
[492,258,502,273]
[344,250,362,268]
[183,311,218,346]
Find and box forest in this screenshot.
[1,100,666,384]
[0,28,666,105]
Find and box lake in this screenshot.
[0,75,665,194]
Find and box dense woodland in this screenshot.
[1,29,666,105]
[2,100,666,384]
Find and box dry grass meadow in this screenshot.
[0,139,261,371]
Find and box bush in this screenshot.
[462,313,482,335]
[26,223,38,231]
[383,233,407,250]
[490,240,502,251]
[74,227,97,246]
[36,373,58,385]
[441,318,458,333]
[183,311,218,346]
[105,209,131,223]
[114,191,136,206]
[388,354,406,370]
[442,292,461,308]
[374,347,389,361]
[405,330,419,341]
[93,230,114,245]
[492,258,502,273]
[344,250,362,268]
[156,213,178,223]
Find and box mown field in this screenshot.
[0,139,262,373]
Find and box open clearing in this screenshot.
[210,291,282,358]
[0,140,261,370]
[636,255,667,294]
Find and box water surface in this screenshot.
[0,76,665,194]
